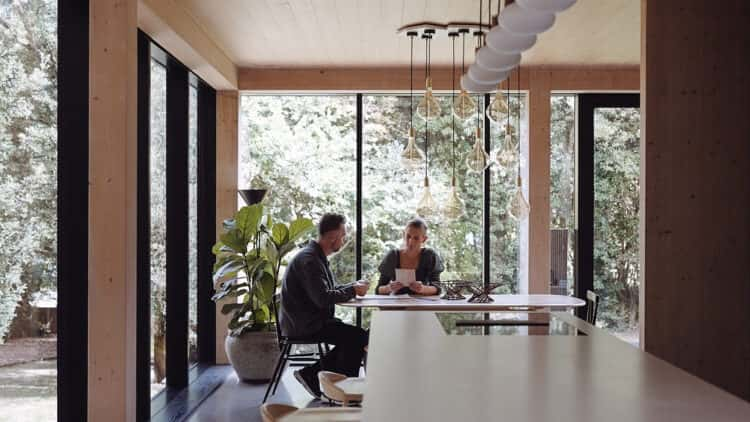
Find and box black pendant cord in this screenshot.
[424,35,429,181]
[517,66,522,179]
[489,0,493,29]
[410,33,414,130]
[461,31,466,75]
[479,0,483,41]
[451,33,457,183]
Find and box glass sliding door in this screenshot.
[578,94,640,346]
[188,84,198,366]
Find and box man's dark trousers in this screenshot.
[306,319,368,377]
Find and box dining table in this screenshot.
[338,293,586,311]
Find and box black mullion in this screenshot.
[483,93,491,288]
[136,30,152,421]
[576,94,640,319]
[166,59,190,388]
[197,82,216,363]
[57,1,88,420]
[355,94,363,327]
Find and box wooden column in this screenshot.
[642,0,750,400]
[215,91,239,364]
[88,0,138,420]
[527,70,552,294]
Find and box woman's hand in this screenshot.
[409,281,424,294]
[388,280,404,294]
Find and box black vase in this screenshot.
[238,189,267,205]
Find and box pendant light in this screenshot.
[466,94,490,173]
[509,66,530,220]
[416,30,441,121]
[400,31,425,171]
[416,33,439,218]
[494,68,516,167]
[442,31,466,221]
[453,29,476,119]
[465,5,491,174]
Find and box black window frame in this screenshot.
[575,93,640,319]
[136,31,217,420]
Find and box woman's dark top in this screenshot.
[376,247,444,295]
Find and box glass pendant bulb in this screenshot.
[486,90,509,123]
[466,127,490,173]
[400,126,425,171]
[416,177,439,218]
[509,175,531,220]
[416,77,441,120]
[453,89,476,120]
[494,132,517,166]
[441,176,466,220]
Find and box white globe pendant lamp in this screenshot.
[467,64,511,85]
[517,0,577,13]
[498,3,555,36]
[461,74,496,94]
[475,47,521,72]
[486,25,537,54]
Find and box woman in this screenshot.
[376,218,444,295]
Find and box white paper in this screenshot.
[395,268,416,286]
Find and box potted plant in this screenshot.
[212,203,314,381]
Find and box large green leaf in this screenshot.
[236,204,263,241]
[220,229,246,254]
[212,258,245,287]
[271,222,289,246]
[288,218,314,242]
[221,302,244,315]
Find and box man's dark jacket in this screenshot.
[279,241,355,338]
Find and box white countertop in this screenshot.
[339,294,585,310]
[361,311,750,421]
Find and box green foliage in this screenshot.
[212,204,314,336]
[0,0,57,342]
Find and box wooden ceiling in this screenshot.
[178,0,639,68]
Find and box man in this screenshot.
[279,213,369,398]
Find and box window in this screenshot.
[188,84,198,365]
[149,59,168,397]
[0,0,58,419]
[238,95,357,321]
[550,94,577,296]
[239,93,530,327]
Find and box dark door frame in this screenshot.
[575,93,640,319]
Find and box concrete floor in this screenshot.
[186,366,329,422]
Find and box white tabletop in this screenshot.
[339,294,585,311]
[361,311,750,422]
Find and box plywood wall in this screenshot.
[641,0,750,401]
[88,0,138,420]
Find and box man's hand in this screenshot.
[409,281,424,294]
[354,281,370,296]
[388,280,404,294]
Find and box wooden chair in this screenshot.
[586,290,600,325]
[260,403,298,422]
[318,371,365,407]
[263,295,329,403]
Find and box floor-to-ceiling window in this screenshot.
[149,59,168,397]
[238,95,358,322]
[138,34,217,420]
[238,93,529,327]
[0,0,58,419]
[550,94,577,297]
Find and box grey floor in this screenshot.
[186,366,328,422]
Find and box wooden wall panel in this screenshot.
[641,0,750,400]
[88,0,138,420]
[528,70,552,294]
[238,66,639,92]
[215,91,239,364]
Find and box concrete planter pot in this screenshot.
[224,330,280,382]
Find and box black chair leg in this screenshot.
[263,343,289,403]
[317,343,325,359]
[272,343,292,395]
